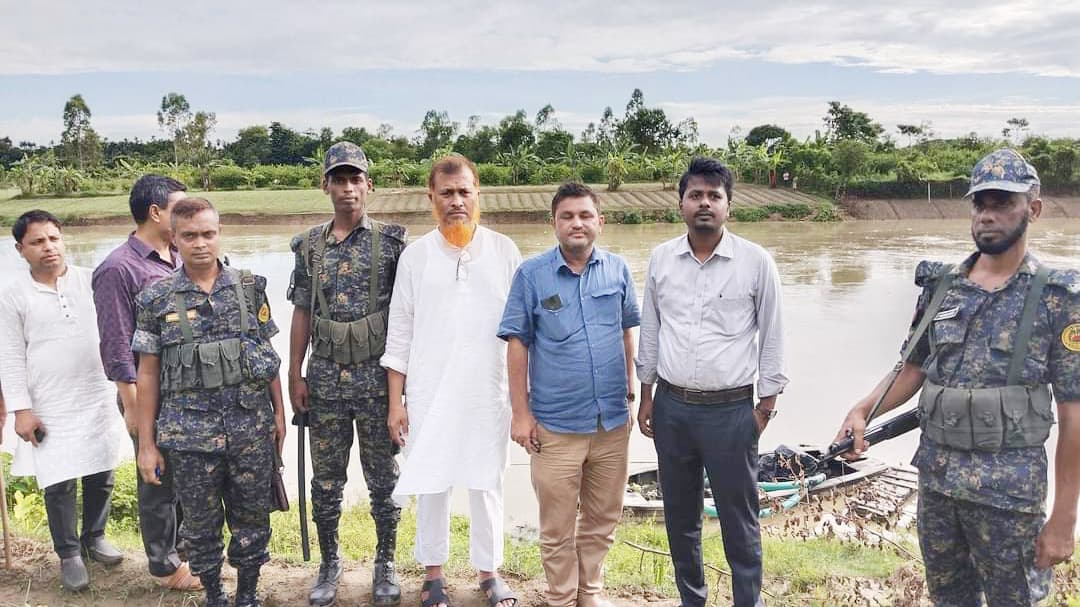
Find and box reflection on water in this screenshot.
[2,219,1079,529]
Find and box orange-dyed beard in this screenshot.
[434,205,481,248]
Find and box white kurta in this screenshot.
[381,226,522,496]
[0,266,125,488]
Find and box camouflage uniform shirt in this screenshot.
[288,216,407,402]
[905,252,1080,513]
[132,265,280,453]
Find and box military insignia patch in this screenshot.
[1063,323,1080,352]
[165,310,198,323]
[258,302,271,323]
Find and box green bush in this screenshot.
[209,165,252,190]
[811,202,842,222]
[764,202,813,220]
[529,163,575,185]
[731,206,770,222]
[476,164,512,186]
[660,208,681,223]
[618,210,644,224]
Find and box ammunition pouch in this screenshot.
[310,308,388,365]
[919,381,1054,451]
[161,336,279,391]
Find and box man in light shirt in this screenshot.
[636,157,787,607]
[0,210,126,592]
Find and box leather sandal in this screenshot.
[479,576,517,607]
[155,561,204,591]
[420,577,452,607]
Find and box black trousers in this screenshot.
[43,469,115,559]
[653,386,763,607]
[131,434,183,576]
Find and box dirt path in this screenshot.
[0,536,671,607]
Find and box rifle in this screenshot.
[293,412,311,561]
[824,406,920,462]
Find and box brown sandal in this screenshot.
[155,562,203,591]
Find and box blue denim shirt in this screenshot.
[498,246,640,433]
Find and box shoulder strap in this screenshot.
[235,269,256,336]
[1007,265,1050,385]
[368,224,382,314]
[175,293,194,344]
[308,222,331,320]
[903,264,954,363]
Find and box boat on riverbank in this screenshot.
[624,445,908,520]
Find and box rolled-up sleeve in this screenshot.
[379,249,414,375]
[497,266,535,345]
[634,254,659,385]
[92,264,138,383]
[755,252,788,398]
[620,261,640,329]
[0,290,32,412]
[131,293,162,355]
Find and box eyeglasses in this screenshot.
[456,249,472,281]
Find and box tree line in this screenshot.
[1,91,1077,201]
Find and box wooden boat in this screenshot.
[623,445,895,519]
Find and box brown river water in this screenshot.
[2,219,1078,530]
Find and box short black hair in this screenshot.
[13,209,62,243]
[678,157,734,202]
[129,174,187,224]
[551,182,600,216]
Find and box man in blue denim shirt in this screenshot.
[498,182,639,607]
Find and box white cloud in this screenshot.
[2,0,1078,77]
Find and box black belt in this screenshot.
[658,378,753,405]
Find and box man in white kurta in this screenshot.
[0,210,126,592]
[382,156,522,607]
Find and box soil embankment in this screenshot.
[841,195,1080,220]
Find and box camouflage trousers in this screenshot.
[170,439,273,576]
[917,486,1052,606]
[308,394,400,562]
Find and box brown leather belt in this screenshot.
[658,378,753,405]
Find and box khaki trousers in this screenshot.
[531,421,631,607]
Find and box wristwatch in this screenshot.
[754,403,777,420]
[627,392,636,402]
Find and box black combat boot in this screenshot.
[372,561,401,606]
[309,528,342,606]
[233,566,261,607]
[372,524,400,605]
[198,568,230,607]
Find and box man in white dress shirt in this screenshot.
[382,155,521,607]
[636,158,787,607]
[0,210,126,592]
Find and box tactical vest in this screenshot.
[915,265,1055,451]
[159,268,280,392]
[301,221,388,365]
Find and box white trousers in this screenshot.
[415,488,504,571]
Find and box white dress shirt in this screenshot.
[0,266,125,487]
[635,228,788,397]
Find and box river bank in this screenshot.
[840,193,1080,219]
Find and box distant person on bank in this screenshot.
[382,155,522,607]
[92,174,201,591]
[498,182,640,607]
[0,210,128,592]
[636,158,787,607]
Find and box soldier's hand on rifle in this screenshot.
[388,402,409,447]
[289,374,309,414]
[138,444,166,485]
[834,405,870,460]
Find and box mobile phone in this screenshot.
[33,428,46,443]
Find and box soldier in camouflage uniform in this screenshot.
[288,141,407,606]
[135,198,286,607]
[836,149,1080,606]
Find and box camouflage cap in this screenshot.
[323,141,369,176]
[965,148,1040,198]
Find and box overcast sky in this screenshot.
[2,0,1078,146]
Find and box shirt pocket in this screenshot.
[589,287,621,326]
[702,295,754,337]
[988,324,1049,385]
[534,304,575,342]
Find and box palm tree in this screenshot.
[498,143,540,185]
[558,139,582,181]
[604,141,637,191]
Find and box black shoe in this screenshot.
[60,556,90,592]
[81,535,124,567]
[234,567,262,607]
[372,561,401,606]
[199,568,229,607]
[308,555,342,606]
